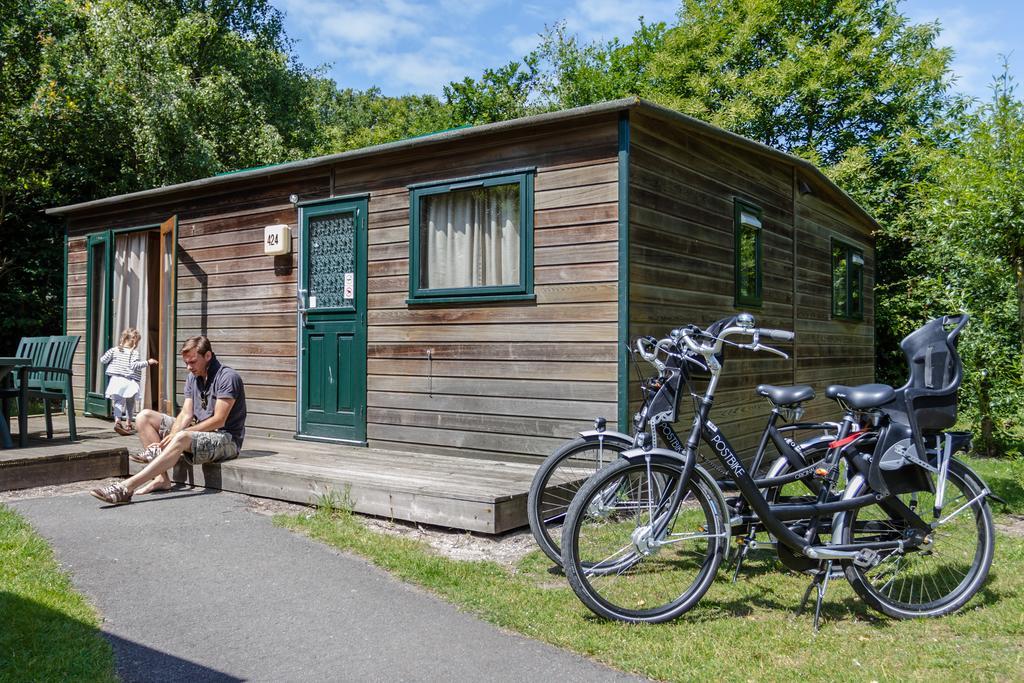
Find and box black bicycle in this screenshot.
[560,315,995,625]
[527,318,837,567]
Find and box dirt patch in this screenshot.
[0,479,107,502]
[357,516,537,567]
[1,479,539,565]
[995,514,1024,538]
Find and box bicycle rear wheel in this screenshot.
[839,459,994,618]
[561,455,727,623]
[527,435,630,565]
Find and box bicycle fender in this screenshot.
[953,458,1008,506]
[618,447,731,552]
[576,429,634,443]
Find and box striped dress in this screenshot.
[100,346,149,399]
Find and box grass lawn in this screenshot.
[0,504,117,683]
[279,456,1024,682]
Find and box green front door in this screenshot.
[298,198,367,444]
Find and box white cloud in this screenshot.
[275,0,678,94]
[507,31,543,56]
[563,0,675,42]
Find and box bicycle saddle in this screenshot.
[755,384,814,406]
[825,383,896,410]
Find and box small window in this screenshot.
[832,239,865,320]
[408,170,534,304]
[734,200,762,307]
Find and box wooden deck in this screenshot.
[1,415,543,533]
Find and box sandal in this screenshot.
[114,422,134,436]
[129,444,162,464]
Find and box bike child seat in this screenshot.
[883,314,968,433]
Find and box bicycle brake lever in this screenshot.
[753,343,789,359]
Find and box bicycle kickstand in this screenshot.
[731,543,750,583]
[795,561,834,631]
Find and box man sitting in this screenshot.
[91,335,247,505]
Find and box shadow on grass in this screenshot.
[981,469,1024,513]
[0,592,241,682]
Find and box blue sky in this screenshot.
[275,0,1023,103]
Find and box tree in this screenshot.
[327,88,454,152]
[530,20,667,109]
[442,20,666,123]
[0,0,338,352]
[444,58,542,125]
[908,64,1024,453]
[649,0,951,166]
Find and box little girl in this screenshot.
[100,328,157,435]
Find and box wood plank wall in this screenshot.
[65,113,622,460]
[346,116,621,460]
[627,110,874,462]
[66,172,330,439]
[793,187,875,426]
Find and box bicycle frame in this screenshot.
[624,344,835,494]
[663,329,934,563]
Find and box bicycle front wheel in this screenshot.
[561,455,728,623]
[527,435,631,565]
[839,459,994,618]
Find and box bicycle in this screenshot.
[527,317,837,568]
[559,315,995,626]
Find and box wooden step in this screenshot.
[128,436,540,534]
[1,446,128,491]
[7,415,541,533]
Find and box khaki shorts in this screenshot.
[157,414,240,465]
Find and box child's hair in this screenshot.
[118,328,141,349]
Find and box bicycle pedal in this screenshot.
[853,548,880,568]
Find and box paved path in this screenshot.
[11,488,642,682]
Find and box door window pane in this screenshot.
[308,211,355,308]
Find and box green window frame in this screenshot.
[831,238,865,320]
[408,169,534,304]
[734,199,763,307]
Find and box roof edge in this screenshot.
[46,98,639,217]
[47,95,878,235]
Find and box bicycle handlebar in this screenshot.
[635,316,792,374]
[677,322,793,363]
[759,328,795,342]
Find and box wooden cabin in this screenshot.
[49,98,876,465]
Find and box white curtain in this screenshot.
[112,233,150,405]
[423,185,520,289]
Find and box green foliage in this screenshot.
[650,0,951,164]
[530,20,667,108]
[903,65,1024,453]
[327,87,455,152]
[444,57,542,124]
[442,19,667,120]
[0,0,337,352]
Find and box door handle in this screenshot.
[328,366,333,384]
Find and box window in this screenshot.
[734,200,762,307]
[408,170,534,303]
[832,238,865,320]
